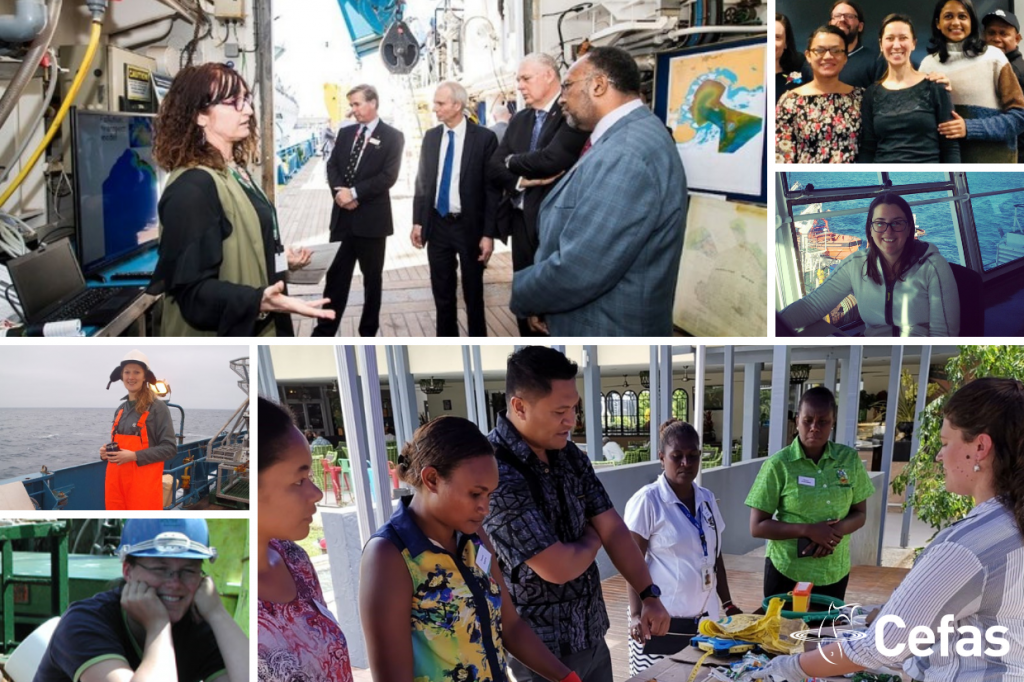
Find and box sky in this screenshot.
[0,346,249,409]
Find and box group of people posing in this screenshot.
[776,0,1024,163]
[149,46,687,338]
[257,346,1024,682]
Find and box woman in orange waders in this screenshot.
[101,350,177,510]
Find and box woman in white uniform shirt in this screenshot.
[624,419,743,676]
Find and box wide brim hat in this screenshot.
[107,349,158,390]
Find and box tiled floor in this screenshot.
[276,156,519,337]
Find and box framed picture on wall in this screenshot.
[653,37,767,201]
[443,399,452,411]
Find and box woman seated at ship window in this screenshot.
[779,193,961,337]
[776,25,863,163]
[857,14,961,163]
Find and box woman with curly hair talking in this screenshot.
[150,63,334,336]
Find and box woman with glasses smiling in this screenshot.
[34,518,248,682]
[776,25,863,163]
[150,63,334,336]
[780,193,960,336]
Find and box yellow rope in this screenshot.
[0,20,103,210]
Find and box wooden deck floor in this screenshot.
[599,554,910,682]
[276,157,519,337]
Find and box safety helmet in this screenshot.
[117,519,218,562]
[107,349,158,390]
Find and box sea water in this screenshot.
[785,172,1024,271]
[0,407,237,479]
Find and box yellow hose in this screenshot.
[0,20,103,210]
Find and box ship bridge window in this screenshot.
[777,172,1024,336]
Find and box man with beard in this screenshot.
[802,1,887,87]
[509,47,686,336]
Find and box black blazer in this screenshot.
[326,120,404,240]
[413,119,500,244]
[486,101,589,241]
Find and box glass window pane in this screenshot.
[307,403,324,430]
[888,172,949,186]
[785,171,882,194]
[965,174,1024,271]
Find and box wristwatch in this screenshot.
[639,584,662,601]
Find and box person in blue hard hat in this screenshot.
[34,518,249,682]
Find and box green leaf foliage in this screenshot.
[891,346,1024,536]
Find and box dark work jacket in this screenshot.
[487,101,589,242]
[413,119,500,244]
[326,120,404,240]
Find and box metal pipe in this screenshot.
[0,0,46,43]
[0,0,60,136]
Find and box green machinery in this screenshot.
[0,522,73,658]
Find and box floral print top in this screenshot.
[258,539,355,682]
[374,496,508,682]
[776,88,864,163]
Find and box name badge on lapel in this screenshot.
[368,137,380,146]
[475,545,492,574]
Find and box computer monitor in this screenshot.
[70,108,163,275]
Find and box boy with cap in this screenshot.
[984,10,1024,161]
[34,519,248,682]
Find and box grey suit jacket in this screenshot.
[510,105,687,336]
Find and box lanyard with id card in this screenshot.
[677,501,715,592]
[229,166,286,273]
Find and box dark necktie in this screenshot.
[437,130,455,216]
[530,109,548,151]
[343,125,366,186]
[579,137,592,157]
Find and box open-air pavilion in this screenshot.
[258,344,956,680]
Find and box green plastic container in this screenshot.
[763,593,845,622]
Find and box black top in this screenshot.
[802,43,887,88]
[776,53,807,103]
[482,413,615,656]
[149,169,292,336]
[33,587,225,682]
[857,79,961,163]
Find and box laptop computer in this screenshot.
[8,239,144,328]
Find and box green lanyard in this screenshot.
[229,166,283,254]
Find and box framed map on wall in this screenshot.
[654,38,767,201]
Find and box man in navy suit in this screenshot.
[412,81,499,337]
[313,84,404,337]
[511,47,687,336]
[488,52,589,336]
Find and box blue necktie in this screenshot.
[437,129,455,216]
[530,109,548,151]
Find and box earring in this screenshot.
[973,464,981,473]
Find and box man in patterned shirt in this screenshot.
[484,346,670,682]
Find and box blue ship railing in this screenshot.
[276,137,317,185]
[2,433,245,510]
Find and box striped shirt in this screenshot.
[843,498,1024,681]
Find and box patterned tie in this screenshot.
[343,125,367,186]
[579,137,592,157]
[437,130,455,217]
[530,109,548,151]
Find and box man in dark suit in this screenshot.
[312,84,404,337]
[487,52,589,336]
[411,81,499,337]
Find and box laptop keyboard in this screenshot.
[42,287,124,324]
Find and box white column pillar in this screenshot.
[359,347,393,529]
[583,345,601,461]
[838,346,863,447]
[722,346,735,466]
[257,346,278,400]
[876,346,905,565]
[768,345,791,455]
[333,346,375,545]
[742,362,762,461]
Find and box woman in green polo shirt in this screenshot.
[745,386,874,602]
